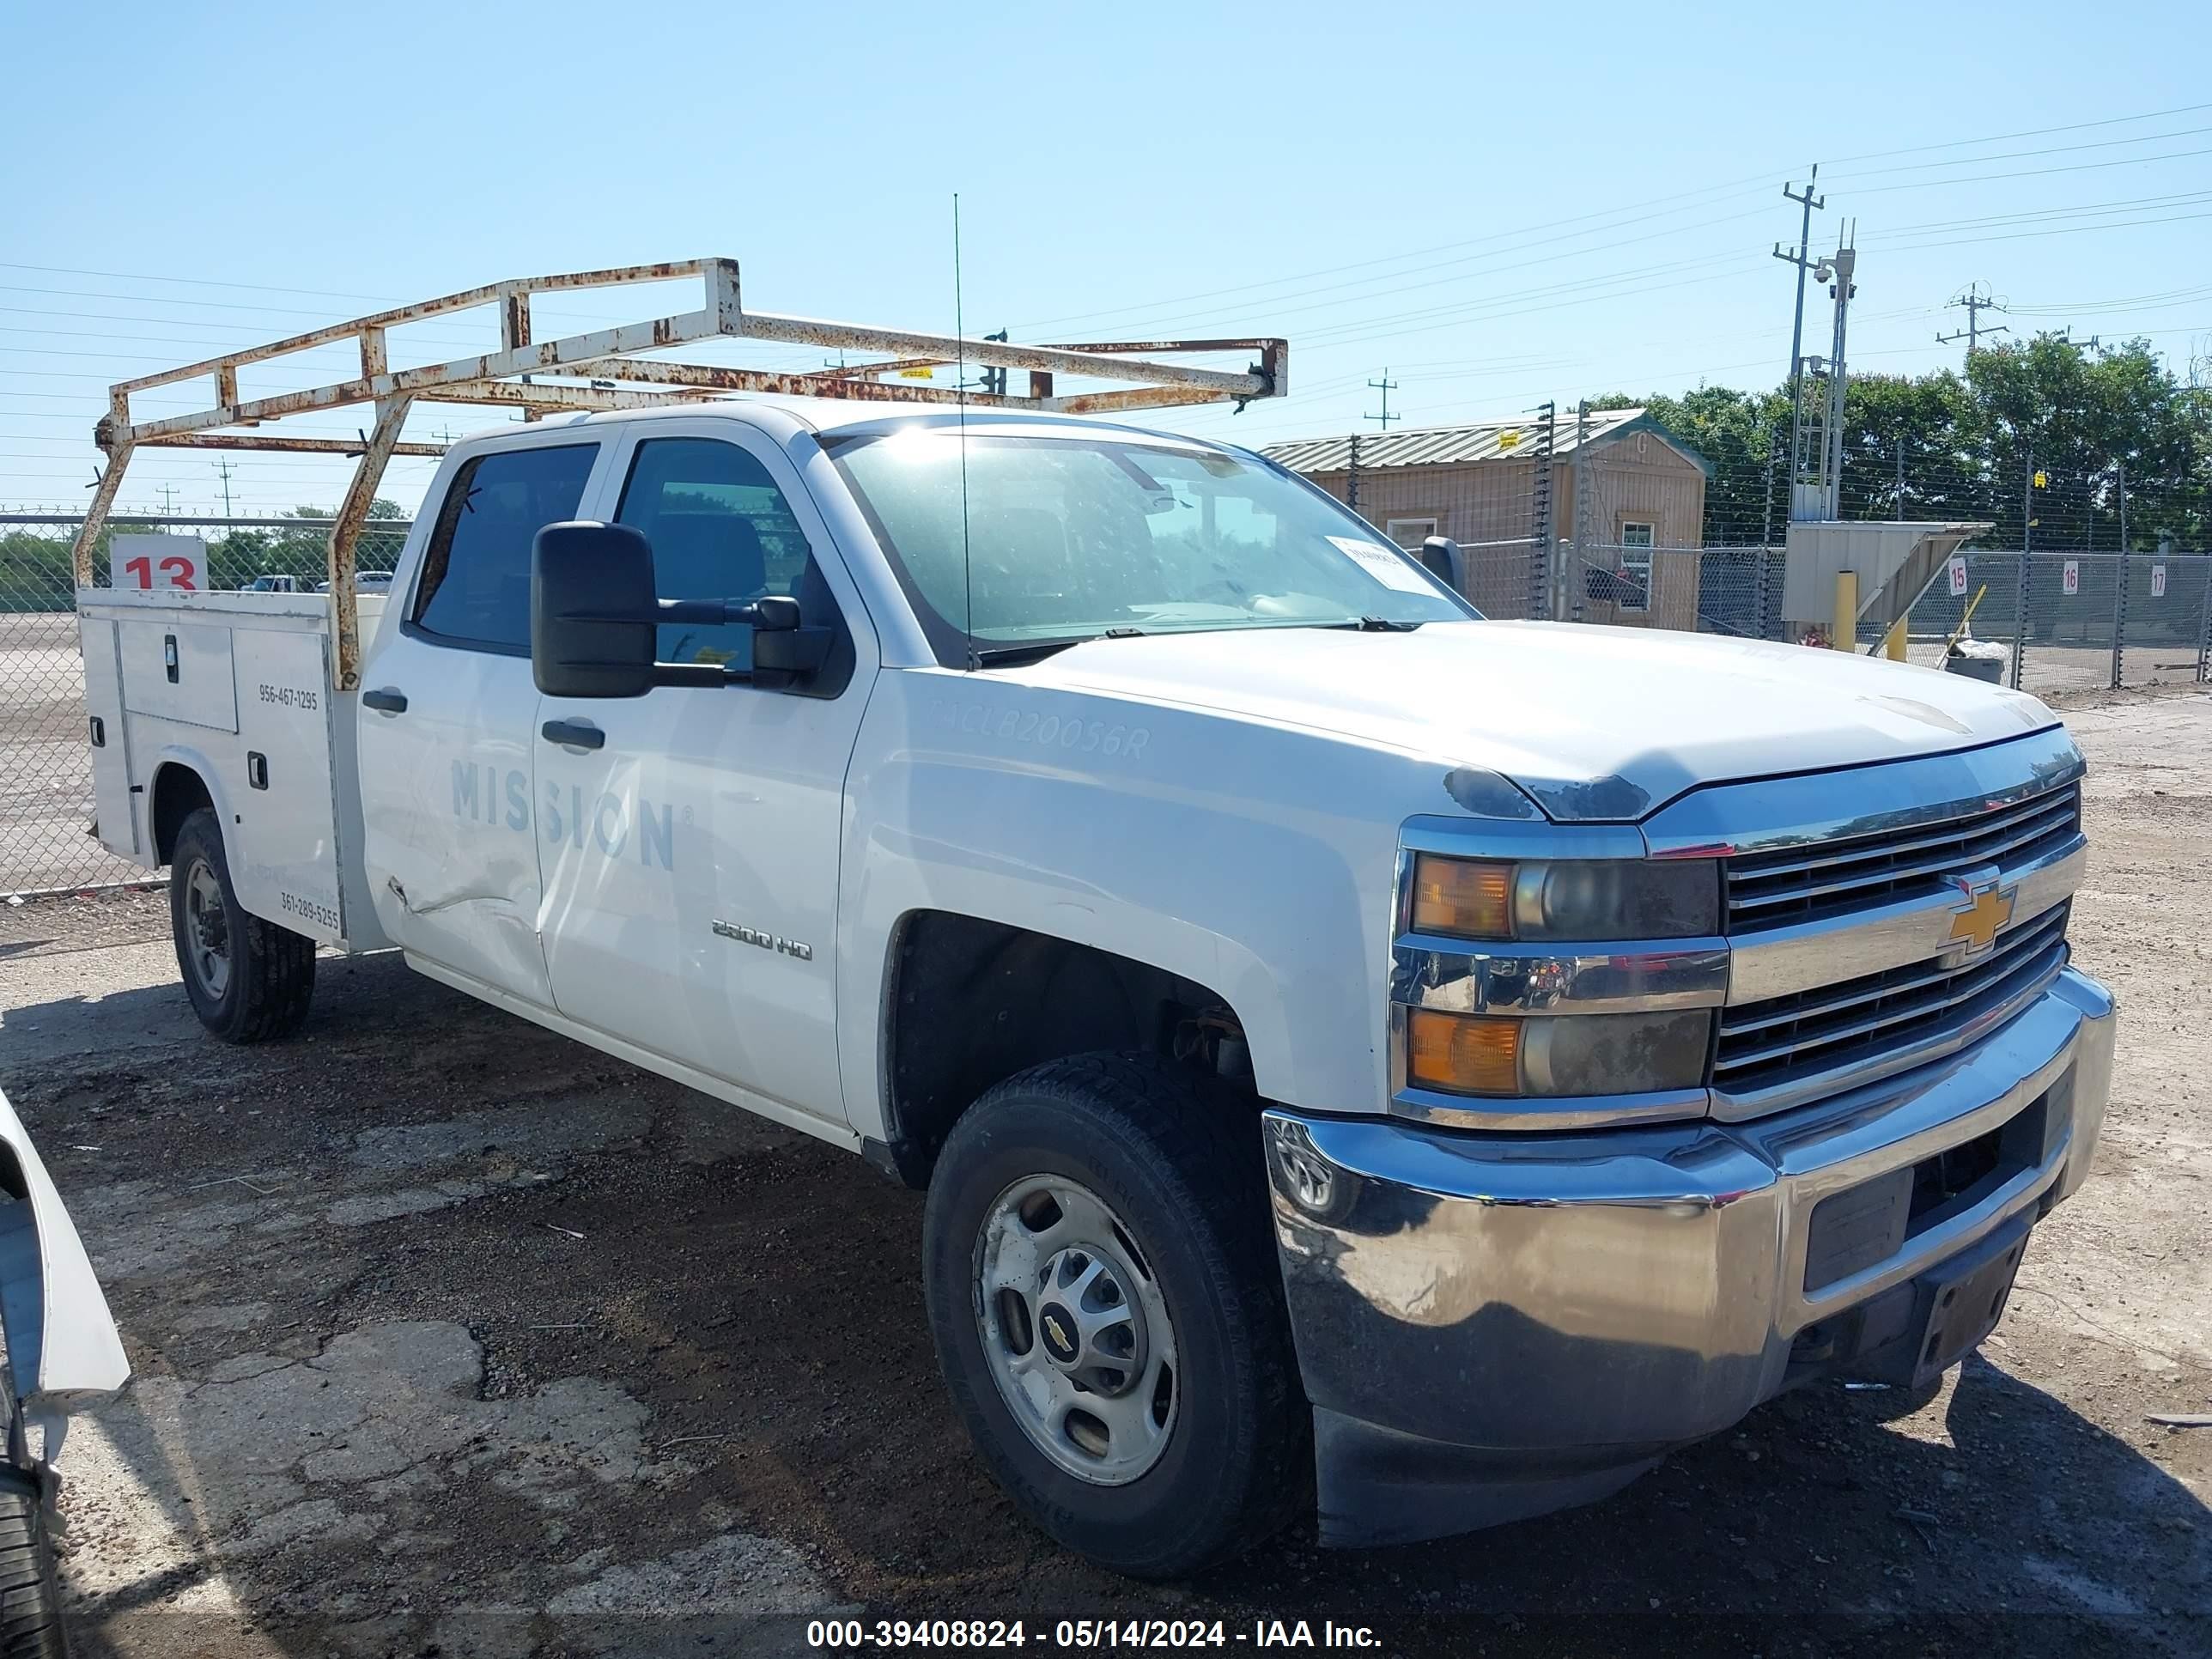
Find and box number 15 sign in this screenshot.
[110,533,204,592]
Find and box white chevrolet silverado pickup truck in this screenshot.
[72,264,2115,1577]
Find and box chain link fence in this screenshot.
[3,509,2206,938]
[0,512,410,904]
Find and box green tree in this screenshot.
[208,497,409,588]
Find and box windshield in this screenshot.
[827,430,1472,661]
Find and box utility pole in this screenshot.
[2012,452,2039,690]
[1364,371,1401,433]
[1937,283,2008,361]
[2111,458,2130,689]
[1569,401,1591,622]
[1350,375,1396,520]
[212,459,236,519]
[157,483,179,520]
[1773,167,1826,506]
[1894,433,1905,521]
[1820,229,1857,523]
[1528,400,1557,620]
[1762,432,1779,547]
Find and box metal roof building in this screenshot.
[1260,407,1707,476]
[1261,409,1713,629]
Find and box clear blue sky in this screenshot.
[5,0,2208,516]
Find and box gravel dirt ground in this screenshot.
[1,684,2205,1657]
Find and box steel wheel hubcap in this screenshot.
[184,859,231,999]
[974,1176,1177,1485]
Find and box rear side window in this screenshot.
[411,444,598,651]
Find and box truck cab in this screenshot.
[70,262,2117,1577]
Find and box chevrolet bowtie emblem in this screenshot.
[1947,879,2016,953]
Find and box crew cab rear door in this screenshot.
[358,434,611,1003]
[530,422,874,1130]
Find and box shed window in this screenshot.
[1618,522,1654,612]
[1383,517,1438,551]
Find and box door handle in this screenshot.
[362,687,408,714]
[541,718,605,750]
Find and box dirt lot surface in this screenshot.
[2,685,2205,1656]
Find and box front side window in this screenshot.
[827,430,1470,662]
[412,444,599,650]
[614,438,819,667]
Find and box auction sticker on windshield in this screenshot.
[1328,536,1433,594]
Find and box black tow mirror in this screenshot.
[749,597,832,690]
[532,521,657,699]
[532,520,836,697]
[1419,534,1465,593]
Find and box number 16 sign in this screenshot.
[111,533,204,592]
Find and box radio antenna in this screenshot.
[954,192,976,670]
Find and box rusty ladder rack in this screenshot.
[74,257,1288,687]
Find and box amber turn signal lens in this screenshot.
[1407,1009,1522,1095]
[1411,855,1514,939]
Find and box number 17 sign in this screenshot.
[110,533,204,592]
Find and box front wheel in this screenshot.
[169,807,315,1043]
[0,1464,67,1659]
[922,1055,1308,1577]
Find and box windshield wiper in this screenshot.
[1337,616,1424,632]
[968,628,1145,668]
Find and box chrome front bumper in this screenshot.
[1262,966,2117,1547]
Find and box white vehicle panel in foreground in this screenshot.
[0,1086,129,1413]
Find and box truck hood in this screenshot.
[1009,619,2059,821]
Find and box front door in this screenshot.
[358,436,606,1006]
[532,424,873,1128]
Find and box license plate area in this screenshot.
[1846,1215,2031,1389]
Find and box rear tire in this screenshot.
[922,1054,1308,1578]
[169,807,315,1043]
[0,1468,67,1659]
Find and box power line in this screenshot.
[1011,99,2212,337]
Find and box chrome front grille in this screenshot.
[1723,783,2081,933]
[1715,901,2070,1094]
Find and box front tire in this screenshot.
[169,807,315,1043]
[922,1055,1308,1577]
[0,1467,67,1659]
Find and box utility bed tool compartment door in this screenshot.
[78,617,138,858]
[118,620,238,732]
[228,629,345,945]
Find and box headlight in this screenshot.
[1407,1008,1713,1097]
[1409,854,1719,942]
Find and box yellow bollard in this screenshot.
[1832,572,1857,652]
[1884,618,1907,661]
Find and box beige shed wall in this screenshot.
[1302,434,1709,628]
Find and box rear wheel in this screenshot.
[922,1055,1307,1577]
[169,808,315,1043]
